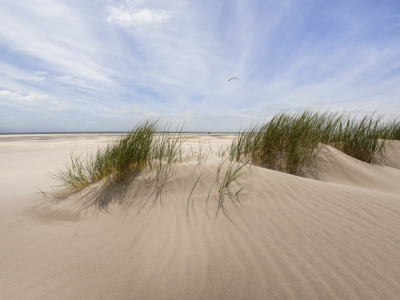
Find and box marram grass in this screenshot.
[329,113,386,163]
[53,119,183,194]
[230,109,398,175]
[383,119,400,140]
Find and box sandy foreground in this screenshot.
[0,134,400,299]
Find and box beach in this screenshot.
[1,133,400,299]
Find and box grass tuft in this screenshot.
[230,109,395,175]
[53,119,184,198]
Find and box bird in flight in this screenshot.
[228,77,239,81]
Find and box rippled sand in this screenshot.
[1,134,399,299]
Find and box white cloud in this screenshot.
[107,5,172,28]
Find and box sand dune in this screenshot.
[1,135,399,299]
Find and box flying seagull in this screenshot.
[228,77,239,81]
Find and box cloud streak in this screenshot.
[0,90,70,111]
[0,0,399,132]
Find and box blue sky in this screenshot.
[1,0,400,132]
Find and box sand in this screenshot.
[0,134,399,299]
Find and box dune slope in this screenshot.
[0,136,399,299]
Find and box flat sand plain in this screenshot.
[1,134,400,299]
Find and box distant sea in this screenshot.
[0,131,238,135]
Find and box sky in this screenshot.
[0,0,400,133]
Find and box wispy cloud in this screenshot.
[0,90,70,111]
[0,0,399,132]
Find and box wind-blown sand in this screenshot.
[1,134,399,299]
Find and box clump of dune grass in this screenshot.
[383,119,400,140]
[230,109,393,175]
[329,113,386,163]
[230,110,337,174]
[53,119,183,196]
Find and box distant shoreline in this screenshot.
[0,131,238,135]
